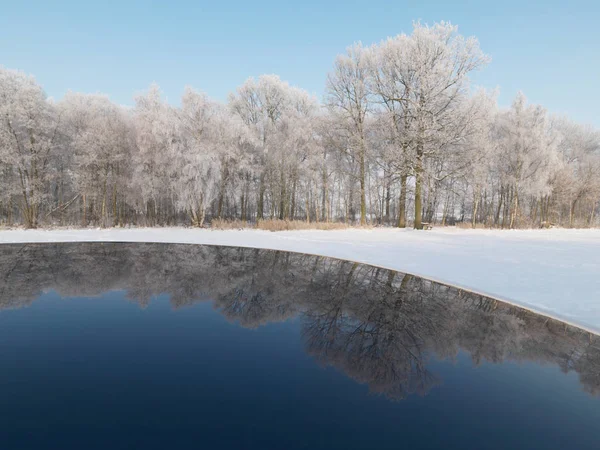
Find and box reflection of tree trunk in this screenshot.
[271,251,280,271]
[400,274,413,290]
[310,256,321,283]
[345,262,359,287]
[386,270,396,289]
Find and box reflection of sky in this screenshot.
[0,292,599,449]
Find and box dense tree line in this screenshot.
[1,242,599,399]
[1,22,598,229]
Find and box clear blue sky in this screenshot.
[1,0,598,125]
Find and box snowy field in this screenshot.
[1,227,600,333]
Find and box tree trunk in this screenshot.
[589,201,597,227]
[472,187,480,229]
[279,168,286,220]
[509,184,519,229]
[570,199,578,228]
[290,175,297,220]
[502,186,511,229]
[305,183,311,224]
[414,146,424,230]
[359,140,367,226]
[217,182,225,219]
[189,195,205,227]
[82,194,87,227]
[240,192,246,222]
[257,172,266,220]
[495,186,503,227]
[112,179,118,226]
[101,170,108,228]
[321,168,329,223]
[8,198,13,226]
[348,181,355,224]
[397,174,407,228]
[384,173,391,225]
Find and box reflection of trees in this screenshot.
[300,268,446,400]
[1,243,599,399]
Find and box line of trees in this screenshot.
[1,22,599,229]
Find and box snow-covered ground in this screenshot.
[1,227,600,333]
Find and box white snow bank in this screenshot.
[2,227,600,333]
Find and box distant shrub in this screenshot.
[210,218,376,231]
[256,219,348,232]
[210,219,251,230]
[455,222,489,229]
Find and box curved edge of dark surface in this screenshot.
[2,239,592,337]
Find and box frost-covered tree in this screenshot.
[0,68,63,228]
[61,92,134,226]
[553,117,600,227]
[369,22,489,228]
[229,75,319,221]
[172,87,219,226]
[131,84,178,225]
[326,43,371,225]
[0,21,598,229]
[229,75,289,220]
[494,92,560,228]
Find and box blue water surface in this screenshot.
[0,291,597,450]
[0,243,598,449]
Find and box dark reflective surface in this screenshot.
[1,243,599,449]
